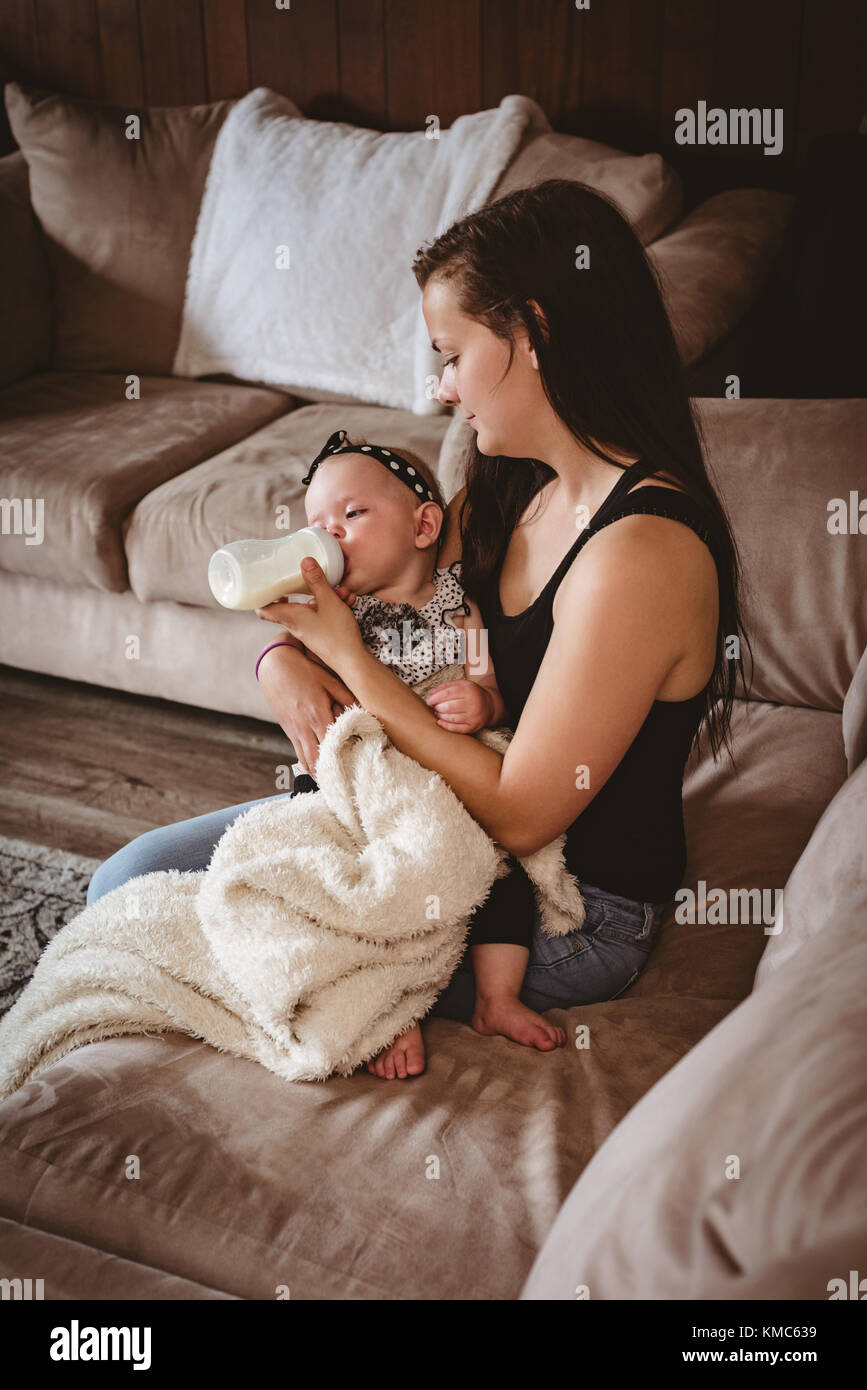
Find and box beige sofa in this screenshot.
[0,397,864,1299]
[0,79,793,725]
[2,82,865,1300]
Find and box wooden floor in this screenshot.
[0,665,292,859]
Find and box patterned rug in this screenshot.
[0,835,102,1019]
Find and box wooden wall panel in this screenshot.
[138,0,206,105]
[659,0,718,177]
[481,0,583,128]
[32,0,103,97]
[96,0,143,106]
[384,0,481,131]
[659,0,802,206]
[701,0,800,196]
[246,0,339,119]
[0,0,41,77]
[797,0,867,165]
[0,0,862,197]
[202,0,249,102]
[580,0,665,153]
[336,0,386,130]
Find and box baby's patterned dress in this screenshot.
[351,560,471,686]
[290,560,472,795]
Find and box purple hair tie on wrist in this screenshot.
[255,639,301,681]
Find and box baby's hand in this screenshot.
[424,680,492,734]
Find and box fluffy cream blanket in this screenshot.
[0,667,584,1096]
[171,87,550,415]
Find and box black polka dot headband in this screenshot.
[301,429,437,505]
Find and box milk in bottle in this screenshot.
[208,527,345,610]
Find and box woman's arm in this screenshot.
[255,581,364,769]
[256,643,358,774]
[339,516,696,856]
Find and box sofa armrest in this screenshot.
[0,151,51,387]
[648,188,794,368]
[842,642,867,776]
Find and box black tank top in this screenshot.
[478,460,725,904]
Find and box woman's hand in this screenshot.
[255,558,366,677]
[256,644,357,775]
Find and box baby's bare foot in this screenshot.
[472,995,566,1050]
[366,1020,426,1079]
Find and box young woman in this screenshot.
[87,179,751,1083]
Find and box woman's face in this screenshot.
[422,276,544,459]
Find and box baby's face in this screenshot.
[304,452,439,592]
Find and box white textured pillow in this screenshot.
[173,88,548,415]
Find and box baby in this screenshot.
[284,428,565,1076]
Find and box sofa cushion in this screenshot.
[123,402,451,606]
[699,397,867,712]
[648,189,792,369]
[752,755,867,990]
[4,82,234,375]
[0,372,292,591]
[0,52,25,157]
[0,151,51,388]
[630,699,847,1003]
[520,872,867,1299]
[0,1217,238,1299]
[487,127,683,245]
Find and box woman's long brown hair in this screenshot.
[412,178,754,766]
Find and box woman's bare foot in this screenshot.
[472,995,566,1050]
[366,1020,426,1079]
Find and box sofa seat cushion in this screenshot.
[0,372,292,591]
[630,699,848,1003]
[0,1217,238,1299]
[0,999,736,1301]
[123,402,452,606]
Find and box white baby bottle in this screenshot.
[208,526,345,610]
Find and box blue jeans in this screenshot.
[85,792,290,902]
[86,792,671,1023]
[429,881,670,1022]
